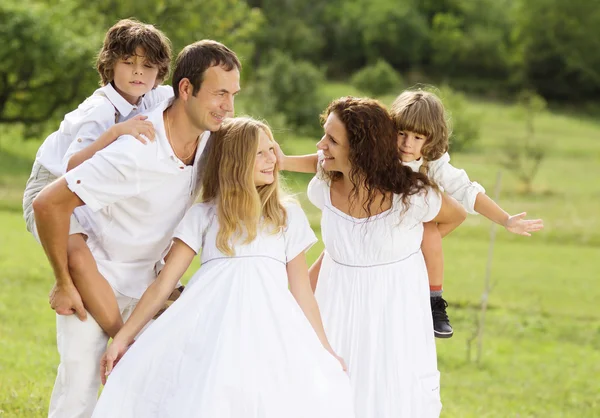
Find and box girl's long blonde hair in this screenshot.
[201,117,287,256]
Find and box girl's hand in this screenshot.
[327,348,348,372]
[272,140,286,170]
[100,338,132,385]
[116,115,155,144]
[504,212,544,236]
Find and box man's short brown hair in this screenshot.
[96,19,172,86]
[172,40,241,98]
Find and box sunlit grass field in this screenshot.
[1,85,599,417]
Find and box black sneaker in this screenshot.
[431,296,454,338]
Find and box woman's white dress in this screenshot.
[308,174,443,418]
[92,202,355,418]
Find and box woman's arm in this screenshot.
[432,193,467,237]
[287,252,346,370]
[101,239,195,382]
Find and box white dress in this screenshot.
[92,202,355,418]
[308,173,443,418]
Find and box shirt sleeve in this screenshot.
[409,187,443,223]
[172,203,211,254]
[283,203,318,262]
[63,137,166,212]
[61,96,118,173]
[429,153,485,214]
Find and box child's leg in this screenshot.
[67,234,123,338]
[422,222,453,338]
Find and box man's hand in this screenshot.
[49,282,88,321]
[504,212,544,236]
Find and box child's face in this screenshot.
[397,130,427,162]
[317,112,351,175]
[113,47,160,105]
[254,131,277,186]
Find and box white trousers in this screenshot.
[48,289,139,418]
[23,161,85,242]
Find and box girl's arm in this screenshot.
[474,193,544,236]
[432,193,467,237]
[66,115,155,172]
[287,252,346,370]
[101,239,195,382]
[308,251,324,293]
[272,141,318,173]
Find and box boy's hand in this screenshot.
[49,282,87,321]
[504,212,544,236]
[116,115,155,144]
[273,140,286,171]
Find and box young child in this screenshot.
[390,89,543,337]
[276,90,544,338]
[23,18,172,337]
[92,117,355,418]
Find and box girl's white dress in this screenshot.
[308,173,443,418]
[92,202,355,418]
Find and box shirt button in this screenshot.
[179,166,185,170]
[77,138,82,143]
[76,180,81,184]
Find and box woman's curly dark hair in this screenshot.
[320,96,433,218]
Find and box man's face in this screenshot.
[185,65,241,132]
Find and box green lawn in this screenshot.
[1,88,599,417]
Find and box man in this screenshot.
[33,40,241,418]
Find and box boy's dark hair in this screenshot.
[96,19,172,86]
[172,40,241,98]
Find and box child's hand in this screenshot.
[504,212,544,236]
[272,140,286,170]
[116,115,155,144]
[100,338,132,385]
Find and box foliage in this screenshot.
[436,85,482,153]
[351,60,403,97]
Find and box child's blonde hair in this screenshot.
[201,117,287,256]
[390,90,450,174]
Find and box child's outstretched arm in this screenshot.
[273,141,318,173]
[473,194,544,236]
[66,115,155,172]
[431,155,544,236]
[101,238,195,384]
[288,252,347,371]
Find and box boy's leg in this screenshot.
[422,222,453,338]
[67,234,123,338]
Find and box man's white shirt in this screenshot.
[64,98,210,298]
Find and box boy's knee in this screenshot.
[67,235,92,275]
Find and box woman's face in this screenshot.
[316,112,351,175]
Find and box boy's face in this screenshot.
[184,65,241,132]
[113,47,160,105]
[397,130,427,162]
[254,130,277,186]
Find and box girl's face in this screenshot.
[316,112,351,175]
[397,130,428,162]
[254,130,277,186]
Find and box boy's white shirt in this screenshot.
[63,98,211,299]
[35,83,174,177]
[403,152,485,214]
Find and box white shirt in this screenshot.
[64,99,211,298]
[35,83,174,177]
[403,153,485,214]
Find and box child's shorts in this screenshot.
[23,161,86,243]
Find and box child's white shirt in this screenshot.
[403,152,485,214]
[35,83,173,177]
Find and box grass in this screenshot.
[1,84,599,417]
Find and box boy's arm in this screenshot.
[273,141,318,173]
[66,115,155,172]
[474,194,544,236]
